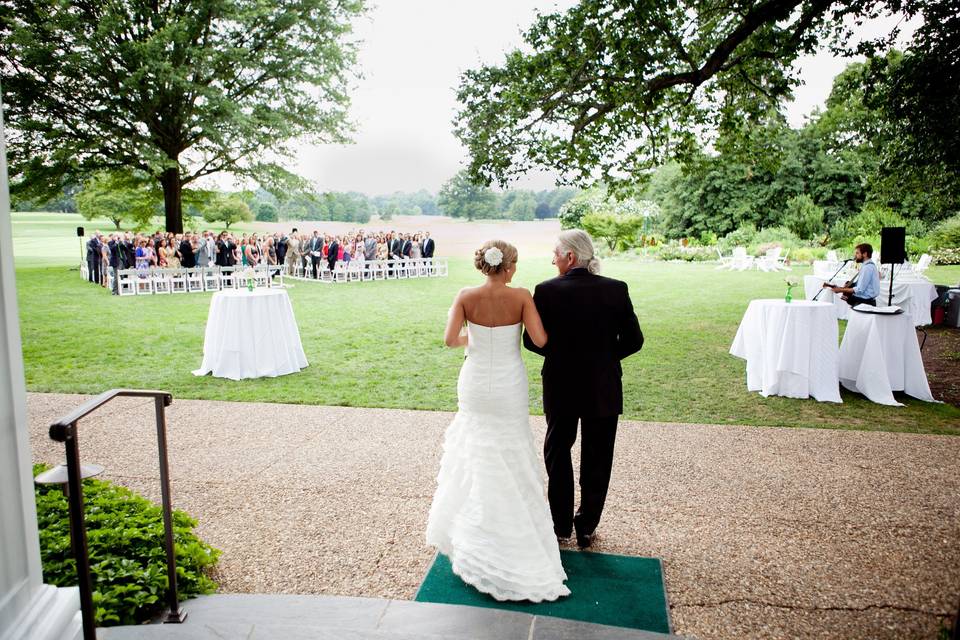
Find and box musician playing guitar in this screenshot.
[822,243,880,307]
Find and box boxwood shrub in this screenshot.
[33,464,220,626]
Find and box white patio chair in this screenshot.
[152,268,172,294]
[915,253,932,275]
[755,247,782,272]
[731,248,753,271]
[117,269,138,296]
[776,248,791,271]
[826,250,838,263]
[715,247,734,270]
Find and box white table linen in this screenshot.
[838,310,936,406]
[804,275,937,326]
[730,299,841,402]
[193,288,308,380]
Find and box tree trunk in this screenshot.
[160,166,183,234]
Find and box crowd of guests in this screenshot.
[83,228,437,292]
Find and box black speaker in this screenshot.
[76,226,85,237]
[880,226,906,264]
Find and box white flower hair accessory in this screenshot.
[484,247,503,267]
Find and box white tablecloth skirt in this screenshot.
[193,288,308,380]
[804,275,938,326]
[730,299,841,402]
[839,310,936,406]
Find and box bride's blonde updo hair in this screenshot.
[474,239,518,276]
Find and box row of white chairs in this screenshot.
[287,258,448,282]
[111,265,285,296]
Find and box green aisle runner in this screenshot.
[415,550,671,634]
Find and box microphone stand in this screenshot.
[813,260,850,301]
[887,263,898,307]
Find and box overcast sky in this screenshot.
[288,1,916,197]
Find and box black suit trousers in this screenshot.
[544,411,618,538]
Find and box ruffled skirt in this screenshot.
[426,401,570,602]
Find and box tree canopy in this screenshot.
[1,0,364,233]
[453,0,955,195]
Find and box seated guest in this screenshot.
[823,243,880,306]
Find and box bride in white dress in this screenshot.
[426,240,570,602]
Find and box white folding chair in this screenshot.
[152,268,172,294]
[219,266,236,289]
[254,265,271,288]
[373,261,387,280]
[80,263,89,281]
[407,259,421,278]
[136,270,154,295]
[396,259,409,279]
[202,267,221,291]
[169,269,188,293]
[186,268,204,292]
[117,269,138,296]
[435,259,448,277]
[348,261,362,282]
[333,261,348,283]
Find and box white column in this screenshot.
[0,88,81,640]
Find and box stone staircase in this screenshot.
[97,594,677,639]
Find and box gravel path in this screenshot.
[27,393,960,640]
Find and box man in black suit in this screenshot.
[107,234,121,294]
[179,234,195,268]
[85,234,99,283]
[401,234,412,258]
[326,236,340,271]
[523,229,643,549]
[308,231,323,278]
[422,232,435,260]
[121,233,136,270]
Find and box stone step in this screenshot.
[96,594,676,640]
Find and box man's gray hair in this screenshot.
[557,229,601,274]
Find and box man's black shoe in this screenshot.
[576,532,596,549]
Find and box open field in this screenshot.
[12,212,960,434]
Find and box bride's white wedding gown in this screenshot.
[426,321,570,602]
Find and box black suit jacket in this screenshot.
[122,241,136,269]
[523,268,643,417]
[179,240,195,268]
[327,241,339,269]
[422,238,435,258]
[108,240,120,268]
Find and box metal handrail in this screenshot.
[48,389,185,640]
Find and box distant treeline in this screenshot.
[15,181,577,225]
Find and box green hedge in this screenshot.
[33,464,220,626]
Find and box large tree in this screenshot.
[437,171,498,221]
[452,0,951,191]
[1,0,363,233]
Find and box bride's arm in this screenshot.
[444,290,468,348]
[521,289,547,348]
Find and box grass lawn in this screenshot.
[12,212,960,434]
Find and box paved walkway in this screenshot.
[28,393,960,640]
